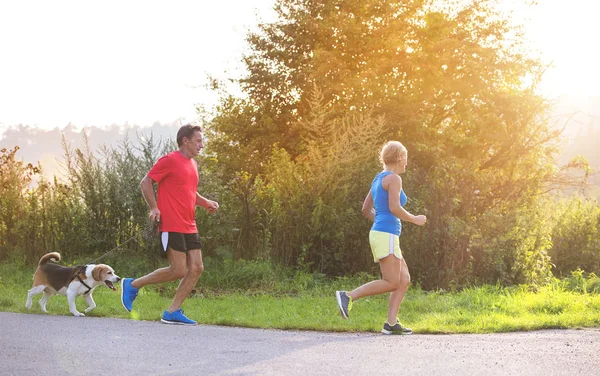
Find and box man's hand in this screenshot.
[205,200,219,214]
[149,207,161,223]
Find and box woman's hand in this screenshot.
[412,215,427,226]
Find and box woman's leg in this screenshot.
[347,255,402,301]
[386,258,410,324]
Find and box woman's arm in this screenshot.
[362,190,375,222]
[385,174,420,224]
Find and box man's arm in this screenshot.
[196,192,219,214]
[140,175,161,222]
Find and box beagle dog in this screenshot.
[26,252,121,317]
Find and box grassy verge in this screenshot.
[2,260,600,334]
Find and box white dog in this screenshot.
[26,252,120,317]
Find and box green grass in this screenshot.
[2,260,600,334]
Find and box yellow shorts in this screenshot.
[369,230,403,263]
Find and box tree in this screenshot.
[0,146,41,261]
[205,0,588,286]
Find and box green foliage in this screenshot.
[1,0,597,292]
[550,198,600,276]
[0,133,172,266]
[203,0,590,287]
[0,146,43,262]
[262,89,386,273]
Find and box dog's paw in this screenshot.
[41,309,49,313]
[72,312,85,317]
[84,307,95,313]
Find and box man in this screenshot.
[121,124,219,325]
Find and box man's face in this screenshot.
[184,131,204,156]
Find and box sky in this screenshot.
[1,0,599,137]
[506,0,600,99]
[0,0,276,134]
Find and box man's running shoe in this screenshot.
[120,278,138,312]
[161,309,197,326]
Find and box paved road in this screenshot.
[1,312,599,375]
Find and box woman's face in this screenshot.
[397,153,407,174]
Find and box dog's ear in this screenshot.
[91,266,102,281]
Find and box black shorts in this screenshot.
[160,232,202,253]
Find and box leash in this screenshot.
[87,236,138,264]
[87,212,206,264]
[88,221,159,264]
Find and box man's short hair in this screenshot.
[176,124,203,147]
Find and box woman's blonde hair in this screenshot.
[379,141,407,167]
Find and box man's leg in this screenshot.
[167,248,203,313]
[121,248,187,312]
[131,249,187,289]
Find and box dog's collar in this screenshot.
[74,266,93,295]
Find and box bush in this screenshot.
[549,198,600,276]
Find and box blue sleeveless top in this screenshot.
[371,171,407,236]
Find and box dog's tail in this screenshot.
[38,252,61,265]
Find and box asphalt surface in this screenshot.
[1,311,599,375]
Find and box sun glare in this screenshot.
[507,0,600,97]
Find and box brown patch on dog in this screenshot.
[92,265,102,281]
[92,265,111,281]
[71,266,87,282]
[38,252,61,265]
[32,269,50,289]
[32,252,62,289]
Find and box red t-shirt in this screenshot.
[148,151,198,233]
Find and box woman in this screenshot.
[336,141,427,334]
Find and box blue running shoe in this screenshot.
[161,309,197,326]
[120,278,138,312]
